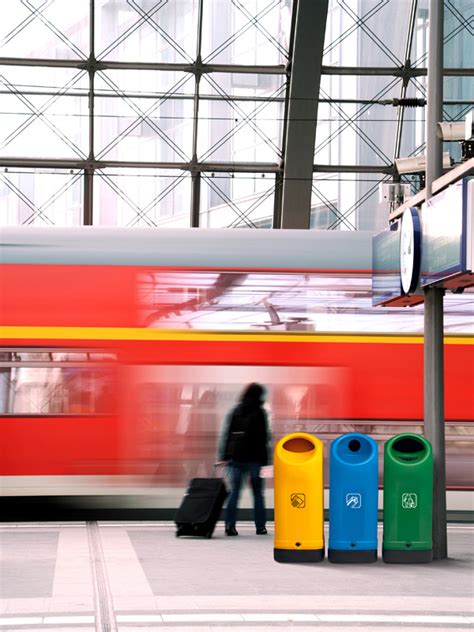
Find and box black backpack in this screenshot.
[226,408,252,462]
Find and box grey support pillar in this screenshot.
[424,0,447,560]
[84,0,95,226]
[280,0,329,229]
[424,285,446,558]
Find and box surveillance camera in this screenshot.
[394,152,452,175]
[437,110,474,142]
[436,121,465,141]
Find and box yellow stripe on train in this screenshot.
[1,325,472,345]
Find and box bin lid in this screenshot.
[385,433,432,464]
[331,432,377,465]
[276,432,322,464]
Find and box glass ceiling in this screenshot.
[1,0,472,229]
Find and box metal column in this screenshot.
[84,0,95,226]
[190,0,204,227]
[280,0,329,229]
[424,0,447,559]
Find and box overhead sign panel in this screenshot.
[372,215,423,307]
[420,179,468,287]
[372,224,401,306]
[373,177,473,306]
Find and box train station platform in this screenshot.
[1,521,473,632]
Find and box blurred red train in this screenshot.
[1,227,473,517]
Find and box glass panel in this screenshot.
[0,66,89,159]
[94,167,191,226]
[310,173,416,232]
[201,71,286,100]
[198,73,285,162]
[316,75,406,168]
[444,1,474,69]
[0,350,117,415]
[202,0,292,65]
[311,172,410,232]
[95,0,199,62]
[199,172,276,228]
[0,168,83,226]
[95,69,194,161]
[443,0,473,168]
[1,0,89,59]
[323,0,414,68]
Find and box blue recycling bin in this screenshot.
[328,433,378,563]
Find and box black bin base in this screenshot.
[328,548,377,564]
[274,547,324,563]
[382,547,433,564]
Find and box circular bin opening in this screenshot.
[392,436,426,461]
[334,435,374,463]
[283,437,315,453]
[348,439,361,452]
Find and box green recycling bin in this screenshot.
[383,433,433,563]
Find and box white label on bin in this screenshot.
[402,493,418,509]
[345,493,361,509]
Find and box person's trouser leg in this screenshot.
[226,464,243,528]
[249,463,266,530]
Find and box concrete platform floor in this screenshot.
[0,522,473,631]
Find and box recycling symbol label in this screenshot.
[345,493,362,509]
[290,493,306,508]
[402,493,418,509]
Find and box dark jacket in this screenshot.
[218,402,271,466]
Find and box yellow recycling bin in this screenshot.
[274,432,324,562]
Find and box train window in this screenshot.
[0,349,117,415]
[137,270,474,334]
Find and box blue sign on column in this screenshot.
[329,433,378,563]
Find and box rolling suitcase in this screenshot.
[175,476,228,538]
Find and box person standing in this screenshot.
[217,383,271,536]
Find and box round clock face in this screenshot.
[400,207,421,294]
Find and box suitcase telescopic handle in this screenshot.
[213,462,227,477]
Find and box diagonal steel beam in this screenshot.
[280,0,329,228]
